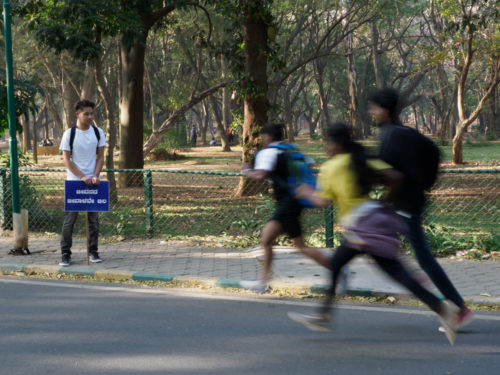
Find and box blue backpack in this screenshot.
[268,143,317,208]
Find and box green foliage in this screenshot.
[425,223,499,257]
[0,176,54,232]
[0,69,42,137]
[0,150,32,168]
[17,0,136,59]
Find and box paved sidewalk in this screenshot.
[1,236,499,305]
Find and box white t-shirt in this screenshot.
[254,142,282,171]
[59,126,107,180]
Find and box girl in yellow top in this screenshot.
[288,123,459,345]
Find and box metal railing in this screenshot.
[0,168,498,251]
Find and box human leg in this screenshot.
[60,211,78,266]
[405,214,466,309]
[258,219,283,282]
[61,211,78,255]
[240,219,282,292]
[372,255,443,312]
[372,254,460,344]
[87,212,102,262]
[288,244,358,332]
[293,236,331,269]
[321,244,359,316]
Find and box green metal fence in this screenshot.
[0,168,498,251]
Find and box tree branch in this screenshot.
[143,80,232,155]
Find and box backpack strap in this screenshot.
[92,124,101,143]
[69,126,76,155]
[266,143,296,151]
[69,125,101,155]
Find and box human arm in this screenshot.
[242,147,277,181]
[295,184,331,208]
[243,168,269,181]
[378,168,404,203]
[92,146,105,185]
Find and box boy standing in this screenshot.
[59,100,106,266]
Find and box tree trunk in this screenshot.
[20,115,29,153]
[314,60,330,139]
[371,21,384,89]
[221,54,232,151]
[209,97,230,149]
[62,77,79,129]
[31,101,47,164]
[452,34,499,164]
[236,0,270,197]
[81,62,95,99]
[487,78,499,138]
[32,115,38,164]
[94,55,118,204]
[46,94,63,136]
[119,37,147,187]
[343,17,362,139]
[201,102,209,145]
[451,123,466,164]
[283,88,294,142]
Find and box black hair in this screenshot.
[75,99,95,112]
[368,88,401,123]
[327,122,374,195]
[261,122,284,142]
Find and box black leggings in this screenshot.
[321,244,442,315]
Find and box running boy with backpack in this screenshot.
[368,88,473,332]
[240,123,331,293]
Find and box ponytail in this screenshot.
[327,123,374,194]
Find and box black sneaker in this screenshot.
[89,253,103,263]
[59,254,71,267]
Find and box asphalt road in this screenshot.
[1,277,500,375]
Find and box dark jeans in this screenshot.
[61,212,99,255]
[322,244,443,315]
[404,214,465,308]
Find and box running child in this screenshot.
[287,122,460,345]
[240,123,331,292]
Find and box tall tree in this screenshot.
[19,0,213,185]
[237,0,271,195]
[428,0,500,164]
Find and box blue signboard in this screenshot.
[64,180,110,212]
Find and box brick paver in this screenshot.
[0,237,499,301]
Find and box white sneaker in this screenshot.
[287,311,331,332]
[239,279,268,293]
[438,306,474,333]
[438,300,460,345]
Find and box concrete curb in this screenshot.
[0,263,499,307]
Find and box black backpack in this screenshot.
[388,125,440,191]
[419,130,440,190]
[69,125,101,155]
